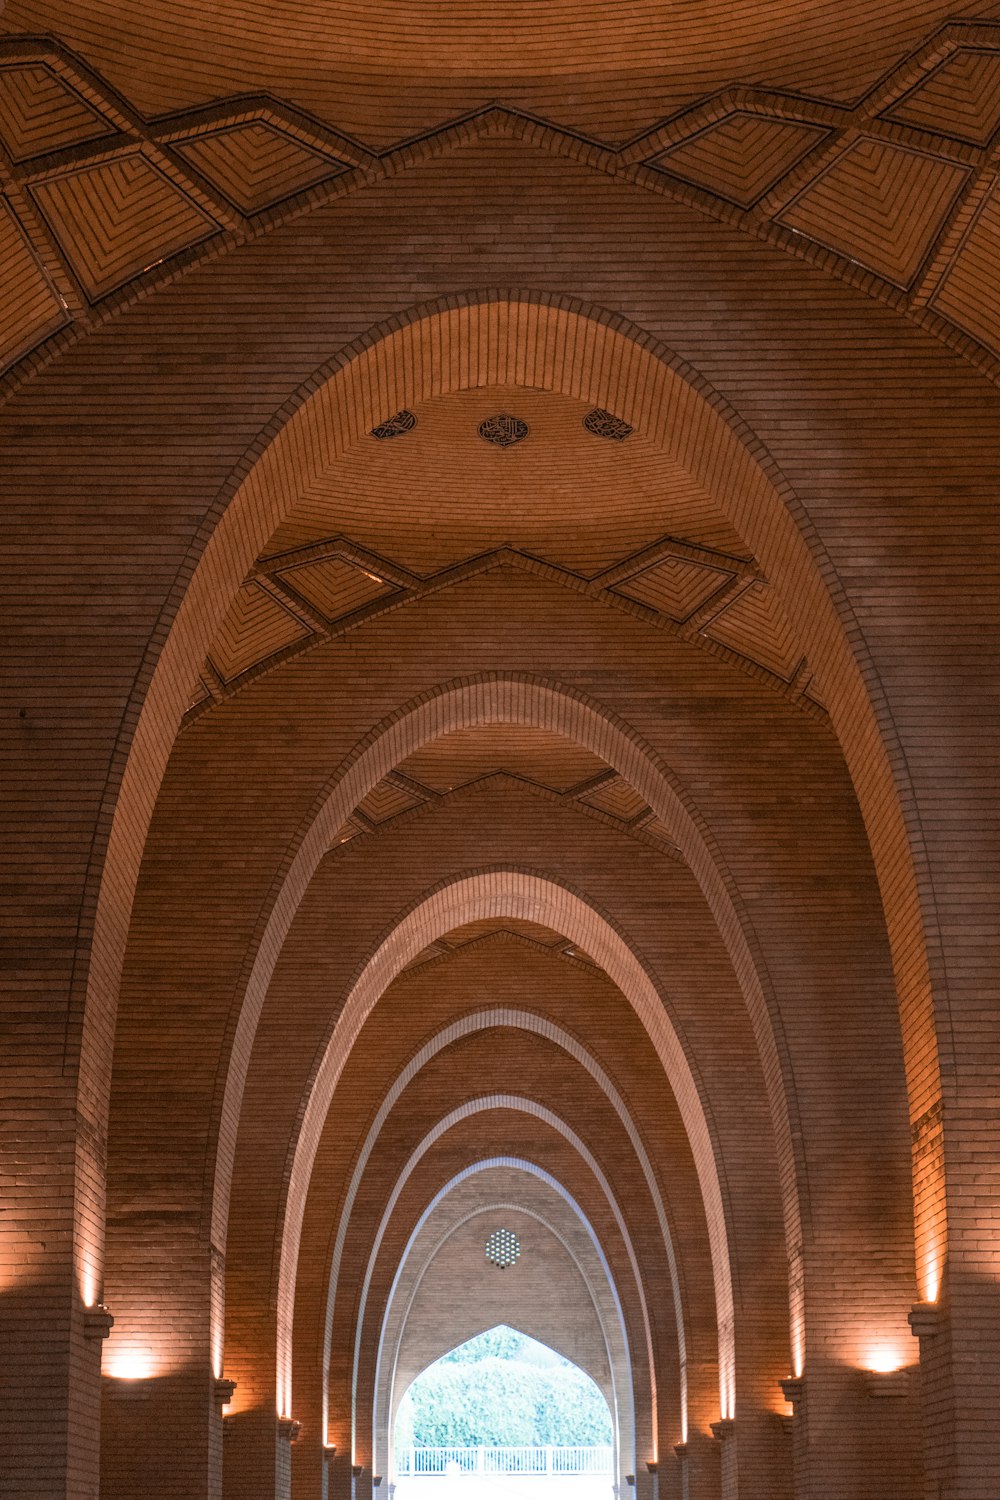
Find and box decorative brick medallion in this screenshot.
[370,409,416,439]
[583,408,633,440]
[478,414,528,447]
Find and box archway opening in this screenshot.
[395,1326,614,1500]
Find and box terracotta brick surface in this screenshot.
[2,17,999,1500]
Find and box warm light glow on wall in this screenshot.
[913,1114,946,1307]
[77,1236,101,1309]
[105,1349,156,1381]
[277,1364,293,1420]
[791,1326,804,1380]
[923,1251,941,1306]
[789,1252,805,1378]
[718,1319,736,1420]
[862,1345,908,1375]
[718,1374,735,1422]
[210,1259,225,1381]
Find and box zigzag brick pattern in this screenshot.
[397,726,607,795]
[705,582,800,681]
[209,581,309,682]
[4,36,1000,379]
[209,541,805,711]
[614,556,731,620]
[274,555,395,619]
[442,918,567,950]
[0,0,982,143]
[886,47,1000,145]
[641,816,679,850]
[175,121,346,213]
[780,137,968,289]
[0,198,66,365]
[356,781,423,823]
[401,937,448,968]
[29,153,218,299]
[581,776,649,822]
[0,62,110,159]
[932,182,1000,353]
[654,113,829,207]
[4,13,1000,1500]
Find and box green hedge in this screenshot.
[396,1329,613,1447]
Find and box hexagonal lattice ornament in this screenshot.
[485,1227,521,1269]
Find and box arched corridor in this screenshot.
[2,7,1000,1500]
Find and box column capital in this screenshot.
[908,1301,945,1340]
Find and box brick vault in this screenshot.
[2,6,999,1499]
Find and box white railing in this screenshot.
[397,1446,614,1477]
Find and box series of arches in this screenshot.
[5,101,999,1500]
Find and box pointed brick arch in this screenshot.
[372,1166,636,1479]
[272,869,734,1425]
[344,1100,658,1452]
[212,672,799,1394]
[319,1008,693,1433]
[371,1161,640,1483]
[82,291,942,1363]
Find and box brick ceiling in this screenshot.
[7,0,1000,144]
[263,386,747,572]
[185,380,813,711]
[8,20,1000,388]
[4,6,995,1496]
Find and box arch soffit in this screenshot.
[83,293,808,1129]
[183,548,825,730]
[92,295,933,1080]
[344,1102,659,1446]
[271,868,734,1426]
[384,1201,623,1401]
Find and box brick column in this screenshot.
[0,1096,106,1499]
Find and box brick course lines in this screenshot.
[0,2,988,146]
[284,953,728,1495]
[2,107,999,1500]
[103,569,913,1499]
[323,1111,662,1492]
[60,264,953,1344]
[220,810,905,1500]
[3,175,983,1230]
[13,25,1000,403]
[377,1177,624,1465]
